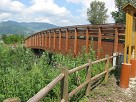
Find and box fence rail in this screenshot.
[27,53,119,102]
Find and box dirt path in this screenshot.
[88,74,136,102]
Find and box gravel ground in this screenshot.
[88,74,136,102]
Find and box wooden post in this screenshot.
[36,34,38,47]
[45,33,48,49]
[74,28,78,56]
[86,59,92,96]
[37,34,39,47]
[35,35,37,47]
[86,27,89,53]
[53,30,56,51]
[32,36,33,47]
[105,55,109,82]
[61,67,69,102]
[59,29,62,51]
[29,37,31,47]
[27,38,29,47]
[114,27,118,53]
[49,31,51,49]
[33,36,34,47]
[39,33,41,48]
[34,35,35,47]
[42,32,44,48]
[97,27,102,59]
[66,28,69,53]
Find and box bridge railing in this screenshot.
[24,24,125,58]
[27,53,119,102]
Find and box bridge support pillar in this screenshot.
[119,4,136,88]
[119,63,131,88]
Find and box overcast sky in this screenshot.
[0,0,116,26]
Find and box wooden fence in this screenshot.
[26,53,119,102]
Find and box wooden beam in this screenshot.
[74,28,78,56]
[65,29,69,53]
[45,33,47,49]
[59,29,62,51]
[49,31,51,49]
[97,27,102,59]
[86,27,89,53]
[114,27,119,52]
[42,33,45,48]
[53,30,56,50]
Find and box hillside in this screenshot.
[0,21,58,35]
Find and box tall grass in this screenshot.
[0,44,105,102]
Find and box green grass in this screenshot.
[0,44,106,102]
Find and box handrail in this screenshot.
[27,54,119,102]
[25,23,125,39]
[27,73,64,102]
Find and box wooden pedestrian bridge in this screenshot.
[23,24,126,102]
[24,24,125,59]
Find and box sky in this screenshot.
[0,0,116,26]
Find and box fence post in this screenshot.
[61,67,69,102]
[105,55,109,82]
[86,59,92,96]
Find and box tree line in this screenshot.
[0,34,24,44]
[87,0,136,24]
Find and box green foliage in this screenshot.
[87,0,108,24]
[0,45,60,102]
[111,0,136,24]
[1,34,24,44]
[0,44,106,101]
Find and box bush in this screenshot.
[0,44,105,102]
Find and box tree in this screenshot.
[87,0,108,24]
[1,34,24,44]
[111,0,136,24]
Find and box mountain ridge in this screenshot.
[0,21,58,35]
